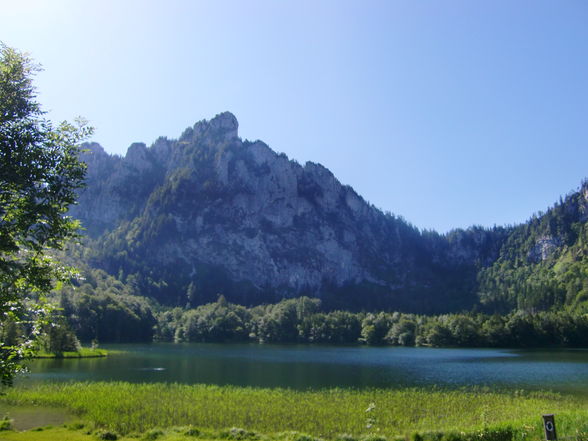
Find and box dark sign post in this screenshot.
[543,414,557,441]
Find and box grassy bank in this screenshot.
[33,348,108,359]
[2,383,588,440]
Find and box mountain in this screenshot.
[69,112,588,314]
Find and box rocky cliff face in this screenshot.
[71,112,496,311]
[70,112,588,312]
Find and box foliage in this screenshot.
[0,415,12,431]
[0,43,91,384]
[54,264,157,343]
[36,316,81,355]
[95,429,118,440]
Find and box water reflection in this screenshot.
[19,344,588,394]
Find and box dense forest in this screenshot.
[5,262,581,349]
[155,295,588,347]
[33,174,587,349]
[32,287,588,348]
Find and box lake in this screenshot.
[20,343,588,394]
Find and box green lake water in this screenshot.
[18,343,588,394]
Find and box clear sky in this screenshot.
[2,0,587,233]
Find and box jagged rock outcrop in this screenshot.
[528,236,562,263]
[70,112,588,313]
[71,113,496,311]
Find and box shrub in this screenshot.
[67,422,86,430]
[476,427,513,441]
[95,429,119,440]
[0,417,12,431]
[142,429,165,440]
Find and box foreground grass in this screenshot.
[2,383,588,440]
[33,348,108,359]
[0,424,564,441]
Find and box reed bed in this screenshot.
[2,383,587,439]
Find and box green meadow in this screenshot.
[2,383,588,441]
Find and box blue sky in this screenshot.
[3,0,587,232]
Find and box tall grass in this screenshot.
[33,348,108,359]
[2,383,588,439]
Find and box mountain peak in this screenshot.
[186,111,239,143]
[210,111,238,132]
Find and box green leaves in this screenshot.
[0,43,91,385]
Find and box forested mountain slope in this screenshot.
[68,112,588,314]
[478,183,588,312]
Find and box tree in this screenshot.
[0,44,91,384]
[38,317,81,355]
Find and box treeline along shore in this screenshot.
[6,264,584,352]
[35,266,588,348]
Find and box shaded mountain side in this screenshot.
[68,112,588,313]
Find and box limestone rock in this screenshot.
[69,112,514,310]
